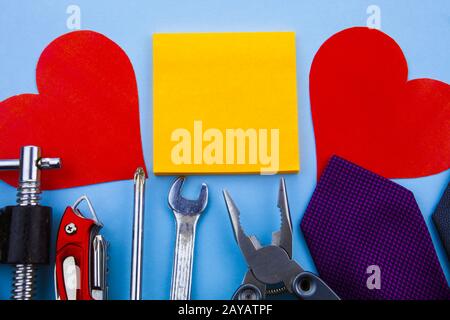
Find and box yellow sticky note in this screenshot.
[153,32,299,174]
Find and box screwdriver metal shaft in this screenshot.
[130,167,146,300]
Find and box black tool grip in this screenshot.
[0,206,12,262]
[432,183,450,260]
[0,205,52,265]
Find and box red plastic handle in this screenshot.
[55,206,96,300]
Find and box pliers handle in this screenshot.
[232,270,339,300]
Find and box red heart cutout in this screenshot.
[0,31,146,189]
[310,27,450,178]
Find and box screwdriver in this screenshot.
[130,167,146,300]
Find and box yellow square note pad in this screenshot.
[153,32,299,174]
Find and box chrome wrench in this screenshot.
[168,177,208,300]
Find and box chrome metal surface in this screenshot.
[1,146,61,300]
[223,178,340,300]
[92,235,107,300]
[168,177,208,300]
[11,264,36,300]
[130,167,146,300]
[0,159,20,170]
[73,195,101,225]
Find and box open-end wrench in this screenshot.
[168,177,208,300]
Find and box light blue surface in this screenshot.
[0,0,449,300]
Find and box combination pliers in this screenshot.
[223,178,340,300]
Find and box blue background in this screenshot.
[0,0,449,300]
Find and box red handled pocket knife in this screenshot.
[55,196,107,300]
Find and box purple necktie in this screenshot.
[301,156,450,300]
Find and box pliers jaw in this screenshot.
[272,177,293,257]
[223,178,295,264]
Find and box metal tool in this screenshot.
[223,178,340,300]
[168,177,208,300]
[54,196,107,300]
[130,167,146,300]
[0,145,61,300]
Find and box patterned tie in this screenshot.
[432,183,450,260]
[301,156,450,300]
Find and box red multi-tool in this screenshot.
[54,196,107,300]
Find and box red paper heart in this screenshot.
[310,27,450,178]
[0,31,146,189]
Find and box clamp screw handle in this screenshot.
[0,145,61,300]
[0,146,60,194]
